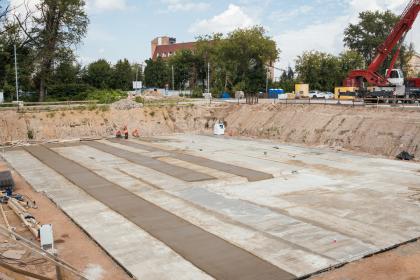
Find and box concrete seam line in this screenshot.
[26,144,295,280]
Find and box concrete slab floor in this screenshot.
[2,134,420,279]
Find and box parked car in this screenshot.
[309,90,333,99]
[324,92,334,99]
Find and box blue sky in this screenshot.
[10,0,420,76]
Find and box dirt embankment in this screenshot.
[1,104,419,159]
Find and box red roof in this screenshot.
[153,42,196,60]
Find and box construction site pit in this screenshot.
[1,132,419,279]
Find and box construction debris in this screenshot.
[143,89,163,97]
[7,198,40,238]
[2,249,26,260]
[111,99,143,110]
[396,151,415,161]
[0,171,14,191]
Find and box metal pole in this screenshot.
[135,64,139,95]
[14,44,19,102]
[172,65,175,91]
[266,68,269,97]
[207,62,210,93]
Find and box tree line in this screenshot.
[1,1,417,101]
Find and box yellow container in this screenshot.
[334,87,358,100]
[295,84,309,98]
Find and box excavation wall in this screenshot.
[1,104,419,159]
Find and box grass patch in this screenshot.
[88,104,97,111]
[99,105,110,112]
[86,89,126,104]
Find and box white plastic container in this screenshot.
[214,121,225,135]
[40,224,54,252]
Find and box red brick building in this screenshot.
[151,36,195,60]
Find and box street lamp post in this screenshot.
[207,62,210,94]
[14,44,19,102]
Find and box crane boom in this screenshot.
[347,0,420,87]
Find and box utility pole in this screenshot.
[172,65,175,91]
[135,65,139,95]
[207,62,210,93]
[266,67,269,98]
[14,44,19,102]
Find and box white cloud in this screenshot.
[87,0,127,12]
[270,5,314,23]
[276,0,419,70]
[188,4,257,34]
[161,0,210,12]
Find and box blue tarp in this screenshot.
[268,89,285,99]
[220,92,231,99]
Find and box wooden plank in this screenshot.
[0,204,16,240]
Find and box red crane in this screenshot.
[347,0,420,88]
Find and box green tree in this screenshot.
[295,51,341,91]
[295,50,366,91]
[83,59,112,89]
[132,63,144,83]
[276,67,295,93]
[344,10,414,76]
[168,49,200,90]
[112,59,133,90]
[16,0,89,101]
[196,26,279,95]
[144,57,169,88]
[52,58,81,85]
[0,25,36,101]
[338,50,365,80]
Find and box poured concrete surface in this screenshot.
[3,134,420,279]
[108,138,273,182]
[23,145,293,280]
[87,141,215,182]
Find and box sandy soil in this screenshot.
[0,162,131,280]
[314,239,420,280]
[1,103,419,160]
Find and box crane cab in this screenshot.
[387,69,405,86]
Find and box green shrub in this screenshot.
[86,89,126,104]
[135,96,145,104]
[47,83,94,101]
